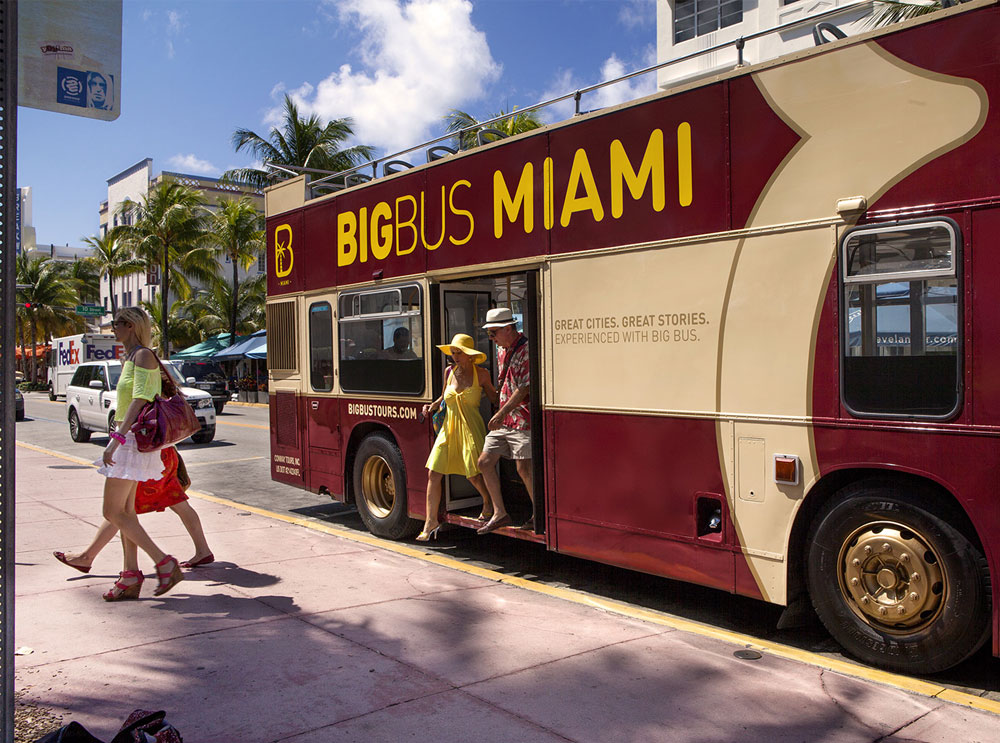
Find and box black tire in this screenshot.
[191,426,216,444]
[108,411,116,434]
[48,387,56,401]
[15,410,24,422]
[214,401,225,415]
[807,481,991,674]
[353,433,420,540]
[68,409,91,443]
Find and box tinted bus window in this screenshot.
[842,221,960,418]
[339,285,424,395]
[309,302,334,392]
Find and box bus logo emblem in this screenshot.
[274,224,293,278]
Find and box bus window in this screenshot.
[309,302,334,392]
[841,220,960,418]
[339,284,424,395]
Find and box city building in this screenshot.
[98,158,264,328]
[657,0,873,88]
[16,186,36,256]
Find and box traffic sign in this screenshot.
[75,305,106,317]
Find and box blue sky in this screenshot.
[18,0,657,248]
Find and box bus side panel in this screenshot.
[269,392,306,487]
[338,399,432,519]
[304,395,342,498]
[302,203,337,297]
[549,410,739,595]
[872,8,1000,211]
[267,210,304,297]
[334,172,431,287]
[425,134,551,272]
[547,84,729,256]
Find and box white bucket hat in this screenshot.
[482,307,516,329]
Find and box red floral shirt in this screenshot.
[498,335,530,430]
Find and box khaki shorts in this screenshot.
[482,427,532,460]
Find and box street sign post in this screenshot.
[75,304,106,318]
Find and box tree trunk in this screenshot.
[29,316,38,384]
[161,250,170,358]
[110,272,117,318]
[230,256,239,347]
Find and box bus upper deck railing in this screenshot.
[267,0,916,199]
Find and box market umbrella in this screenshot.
[172,332,242,360]
[213,330,266,361]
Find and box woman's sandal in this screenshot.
[153,555,183,596]
[103,570,144,601]
[180,553,214,568]
[53,551,91,574]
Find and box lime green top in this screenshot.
[115,360,161,421]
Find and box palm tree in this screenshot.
[221,95,376,188]
[444,106,543,150]
[16,255,79,383]
[865,1,941,29]
[205,197,264,346]
[82,230,145,318]
[118,181,215,357]
[186,273,266,339]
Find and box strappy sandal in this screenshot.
[180,553,214,568]
[103,570,144,601]
[153,555,183,596]
[53,551,91,574]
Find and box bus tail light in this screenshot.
[774,455,799,485]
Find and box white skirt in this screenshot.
[95,431,165,482]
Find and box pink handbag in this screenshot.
[130,360,201,452]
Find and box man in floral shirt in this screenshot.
[477,308,534,534]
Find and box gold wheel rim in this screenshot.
[361,455,395,518]
[837,520,945,634]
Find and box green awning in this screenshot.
[171,332,244,360]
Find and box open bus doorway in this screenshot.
[435,271,542,533]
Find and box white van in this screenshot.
[49,334,124,400]
[65,360,216,444]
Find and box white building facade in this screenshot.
[657,0,873,88]
[98,158,264,326]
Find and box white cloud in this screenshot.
[619,0,656,30]
[274,0,501,154]
[540,46,658,123]
[167,10,184,34]
[167,154,219,176]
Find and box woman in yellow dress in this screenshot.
[418,334,498,541]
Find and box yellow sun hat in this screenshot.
[436,333,487,365]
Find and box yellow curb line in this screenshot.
[217,420,269,430]
[14,440,1000,716]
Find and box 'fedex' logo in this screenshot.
[86,345,123,361]
[59,340,80,365]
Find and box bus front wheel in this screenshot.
[806,482,991,674]
[353,434,420,540]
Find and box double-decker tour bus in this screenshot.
[265,1,999,674]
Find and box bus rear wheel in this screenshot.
[806,481,991,674]
[353,434,420,540]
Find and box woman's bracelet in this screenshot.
[109,431,126,445]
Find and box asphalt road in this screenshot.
[14,391,1000,704]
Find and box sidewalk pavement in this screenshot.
[14,443,1000,742]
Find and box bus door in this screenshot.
[304,297,342,496]
[438,283,494,511]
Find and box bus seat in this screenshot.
[813,22,847,45]
[477,128,507,146]
[427,145,456,162]
[345,173,372,187]
[382,160,413,177]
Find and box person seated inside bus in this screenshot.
[377,327,418,360]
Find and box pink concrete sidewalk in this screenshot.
[14,444,1000,742]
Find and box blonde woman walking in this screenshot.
[95,306,183,600]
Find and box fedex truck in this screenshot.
[48,334,124,400]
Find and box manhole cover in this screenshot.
[734,649,763,660]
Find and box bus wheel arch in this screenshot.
[348,428,420,540]
[802,474,991,673]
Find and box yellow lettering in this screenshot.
[395,195,418,255]
[449,180,474,246]
[420,188,446,251]
[358,206,368,264]
[610,129,664,219]
[494,163,534,238]
[560,148,604,227]
[678,122,692,207]
[337,211,358,266]
[370,202,393,260]
[543,157,554,230]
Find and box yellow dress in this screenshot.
[425,366,486,477]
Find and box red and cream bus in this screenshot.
[265,1,999,673]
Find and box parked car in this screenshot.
[65,360,216,444]
[15,388,24,421]
[174,360,228,414]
